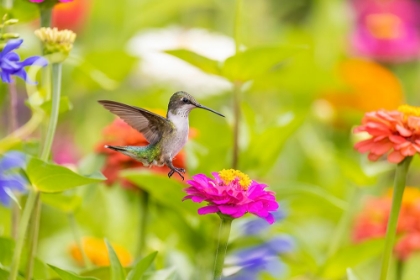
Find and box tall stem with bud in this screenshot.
[9,22,76,280]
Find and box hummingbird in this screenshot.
[98,91,224,180]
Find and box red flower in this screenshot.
[96,117,191,189]
[354,105,420,163]
[52,0,90,32]
[353,187,420,260]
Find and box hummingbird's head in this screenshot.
[168,91,225,117]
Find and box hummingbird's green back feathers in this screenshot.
[106,144,162,166]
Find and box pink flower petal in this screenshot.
[368,152,381,161]
[370,141,393,155]
[355,139,375,153]
[198,205,219,215]
[388,150,406,163]
[396,124,413,137]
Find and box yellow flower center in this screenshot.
[397,104,420,118]
[218,169,251,190]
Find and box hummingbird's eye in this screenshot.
[182,98,189,103]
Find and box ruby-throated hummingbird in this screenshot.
[98,91,224,180]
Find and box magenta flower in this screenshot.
[183,169,279,224]
[351,0,420,62]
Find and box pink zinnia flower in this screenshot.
[183,169,279,224]
[354,105,420,163]
[351,0,420,62]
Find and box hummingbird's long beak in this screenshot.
[196,104,225,117]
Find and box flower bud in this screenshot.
[34,27,76,62]
[4,19,18,25]
[2,33,20,39]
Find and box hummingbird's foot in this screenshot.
[167,168,185,180]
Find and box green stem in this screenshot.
[40,7,52,28]
[231,0,242,169]
[40,63,62,160]
[68,213,92,269]
[232,82,241,169]
[24,63,62,280]
[396,259,403,280]
[8,191,37,280]
[137,191,150,257]
[379,157,412,280]
[11,200,19,240]
[326,188,359,258]
[25,193,41,280]
[213,214,233,280]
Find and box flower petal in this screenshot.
[1,39,23,56]
[198,205,219,215]
[388,150,405,163]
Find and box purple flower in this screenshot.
[183,169,279,224]
[0,39,48,84]
[351,0,420,62]
[224,236,293,280]
[0,151,27,206]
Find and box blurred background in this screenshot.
[2,0,420,279]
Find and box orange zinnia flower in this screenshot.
[96,115,194,189]
[353,187,420,260]
[354,105,420,163]
[69,237,132,267]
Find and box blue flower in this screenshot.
[0,39,48,84]
[224,236,293,280]
[0,151,27,206]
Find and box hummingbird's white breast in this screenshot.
[167,111,189,158]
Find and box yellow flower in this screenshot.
[69,237,132,267]
[321,59,404,116]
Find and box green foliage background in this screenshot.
[1,0,420,279]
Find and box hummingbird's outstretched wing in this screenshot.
[98,100,172,145]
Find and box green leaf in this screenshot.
[321,239,384,279]
[80,267,112,280]
[121,171,196,216]
[41,192,83,213]
[49,265,99,280]
[105,239,126,280]
[26,157,105,193]
[165,49,221,76]
[0,237,14,266]
[127,251,158,280]
[40,97,73,115]
[222,45,306,82]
